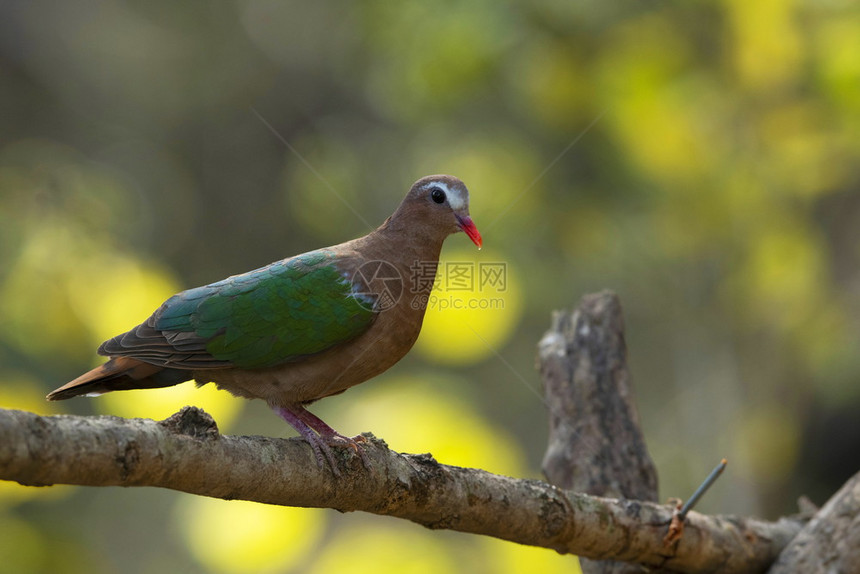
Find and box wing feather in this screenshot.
[99,250,377,370]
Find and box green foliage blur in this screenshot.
[1,1,859,572]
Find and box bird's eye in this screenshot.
[430,187,446,204]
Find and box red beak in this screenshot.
[456,215,483,249]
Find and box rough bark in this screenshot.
[768,470,860,573]
[0,406,801,573]
[539,291,658,574]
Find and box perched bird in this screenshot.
[48,175,482,472]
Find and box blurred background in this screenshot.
[1,0,859,572]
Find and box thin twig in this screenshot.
[664,458,728,547]
[680,458,728,520]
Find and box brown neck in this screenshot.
[372,215,447,264]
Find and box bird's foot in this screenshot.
[304,433,343,475]
[317,431,371,470]
[272,405,370,475]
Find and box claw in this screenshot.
[342,434,371,470]
[315,431,371,471]
[272,404,370,474]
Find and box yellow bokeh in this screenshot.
[308,521,456,574]
[339,376,526,477]
[598,13,722,186]
[753,100,844,199]
[0,225,93,361]
[612,81,719,186]
[96,381,244,432]
[0,371,63,415]
[176,497,326,574]
[0,515,47,574]
[66,253,180,348]
[725,0,802,91]
[0,480,74,511]
[483,536,583,574]
[733,405,800,483]
[0,215,182,365]
[415,248,522,366]
[815,17,860,109]
[737,226,827,332]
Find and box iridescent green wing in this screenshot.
[100,250,377,369]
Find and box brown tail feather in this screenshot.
[47,357,189,401]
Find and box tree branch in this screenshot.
[0,406,802,573]
[540,291,659,574]
[540,291,658,500]
[768,469,860,573]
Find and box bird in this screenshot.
[47,175,482,473]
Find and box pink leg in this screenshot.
[272,405,338,472]
[272,404,368,474]
[294,407,370,469]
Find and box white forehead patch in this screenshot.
[423,180,466,210]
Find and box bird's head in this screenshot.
[396,175,482,248]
